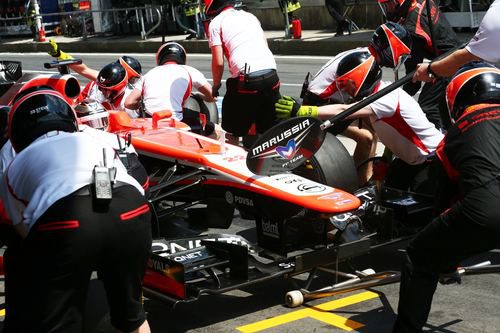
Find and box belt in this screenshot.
[242,69,277,83]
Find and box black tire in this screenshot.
[294,132,358,193]
[184,92,219,124]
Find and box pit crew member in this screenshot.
[124,41,215,128]
[377,0,460,130]
[393,62,500,332]
[204,0,282,141]
[276,49,444,193]
[413,0,500,81]
[1,87,152,333]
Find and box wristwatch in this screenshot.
[427,62,439,78]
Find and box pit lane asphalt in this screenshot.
[1,53,500,333]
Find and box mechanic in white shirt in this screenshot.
[204,0,281,140]
[125,42,215,132]
[1,87,152,333]
[277,49,444,193]
[412,0,500,81]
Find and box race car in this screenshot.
[0,58,436,312]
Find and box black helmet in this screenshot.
[118,56,142,81]
[9,87,78,152]
[75,99,109,131]
[369,22,412,68]
[156,42,187,66]
[336,50,383,100]
[446,61,500,121]
[0,105,10,147]
[377,0,412,22]
[96,62,127,100]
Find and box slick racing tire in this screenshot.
[294,132,358,193]
[184,92,219,124]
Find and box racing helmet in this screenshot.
[118,55,142,83]
[335,50,383,101]
[204,0,235,18]
[377,0,412,22]
[369,22,412,68]
[8,87,79,152]
[75,99,109,131]
[156,42,187,66]
[446,61,500,121]
[96,62,127,101]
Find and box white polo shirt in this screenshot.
[138,64,208,120]
[466,0,500,66]
[3,131,143,232]
[208,8,276,78]
[308,48,368,101]
[368,81,444,165]
[81,81,134,116]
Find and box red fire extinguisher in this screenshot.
[292,18,302,39]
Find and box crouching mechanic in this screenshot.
[276,49,443,193]
[1,87,152,333]
[393,62,500,332]
[124,42,216,135]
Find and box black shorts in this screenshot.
[222,69,281,136]
[3,184,152,333]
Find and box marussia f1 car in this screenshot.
[5,57,490,322]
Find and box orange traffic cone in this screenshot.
[38,26,46,42]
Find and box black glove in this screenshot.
[212,83,221,98]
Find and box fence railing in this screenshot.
[0,5,163,41]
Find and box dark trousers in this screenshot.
[3,185,152,333]
[393,183,500,332]
[418,79,451,131]
[222,69,281,136]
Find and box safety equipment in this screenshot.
[75,99,110,131]
[335,50,382,101]
[8,87,79,152]
[212,83,220,98]
[47,39,73,61]
[446,61,500,121]
[96,62,127,101]
[204,0,235,18]
[369,22,412,68]
[118,56,142,81]
[156,42,187,66]
[275,95,318,119]
[377,0,412,22]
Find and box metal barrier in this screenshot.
[0,5,162,41]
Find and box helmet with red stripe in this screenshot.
[156,42,187,66]
[118,56,142,83]
[335,50,383,101]
[96,62,127,101]
[446,61,500,122]
[369,22,412,68]
[377,0,412,22]
[8,87,78,152]
[204,0,235,18]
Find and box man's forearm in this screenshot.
[69,63,99,81]
[431,48,480,78]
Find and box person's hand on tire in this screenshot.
[211,83,221,98]
[47,39,73,61]
[275,95,318,119]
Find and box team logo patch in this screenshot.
[276,139,296,159]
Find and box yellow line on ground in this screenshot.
[236,291,379,333]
